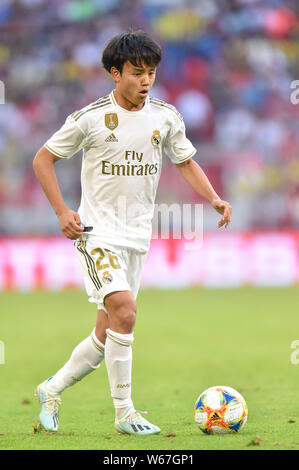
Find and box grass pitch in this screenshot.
[0,287,298,450]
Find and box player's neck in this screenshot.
[113,90,145,112]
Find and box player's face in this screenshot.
[112,61,156,111]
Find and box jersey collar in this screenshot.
[110,90,149,113]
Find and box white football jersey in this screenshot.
[44,91,196,252]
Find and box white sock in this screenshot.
[105,328,134,419]
[47,329,105,393]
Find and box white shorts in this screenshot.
[74,238,147,311]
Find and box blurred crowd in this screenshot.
[0,0,298,234]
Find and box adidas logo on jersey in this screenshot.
[105,133,118,142]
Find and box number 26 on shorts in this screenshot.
[91,248,121,271]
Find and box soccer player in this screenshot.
[33,30,232,435]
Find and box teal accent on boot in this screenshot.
[35,377,61,431]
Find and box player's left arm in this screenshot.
[176,158,232,228]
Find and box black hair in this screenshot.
[102,30,162,74]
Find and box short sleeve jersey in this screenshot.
[44,91,196,252]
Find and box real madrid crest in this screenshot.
[151,129,161,147]
[105,113,118,130]
[102,270,113,284]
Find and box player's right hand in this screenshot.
[57,209,84,240]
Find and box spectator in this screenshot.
[0,0,298,234]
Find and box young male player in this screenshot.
[33,30,232,435]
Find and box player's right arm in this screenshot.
[33,146,83,240]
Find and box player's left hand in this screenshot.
[211,199,232,228]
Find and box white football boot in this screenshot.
[35,377,61,431]
[115,407,160,435]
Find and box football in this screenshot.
[194,386,248,434]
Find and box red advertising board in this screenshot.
[0,232,298,290]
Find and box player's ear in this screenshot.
[110,66,121,83]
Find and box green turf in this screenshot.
[0,287,298,450]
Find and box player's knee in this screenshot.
[105,293,137,333]
[116,305,136,332]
